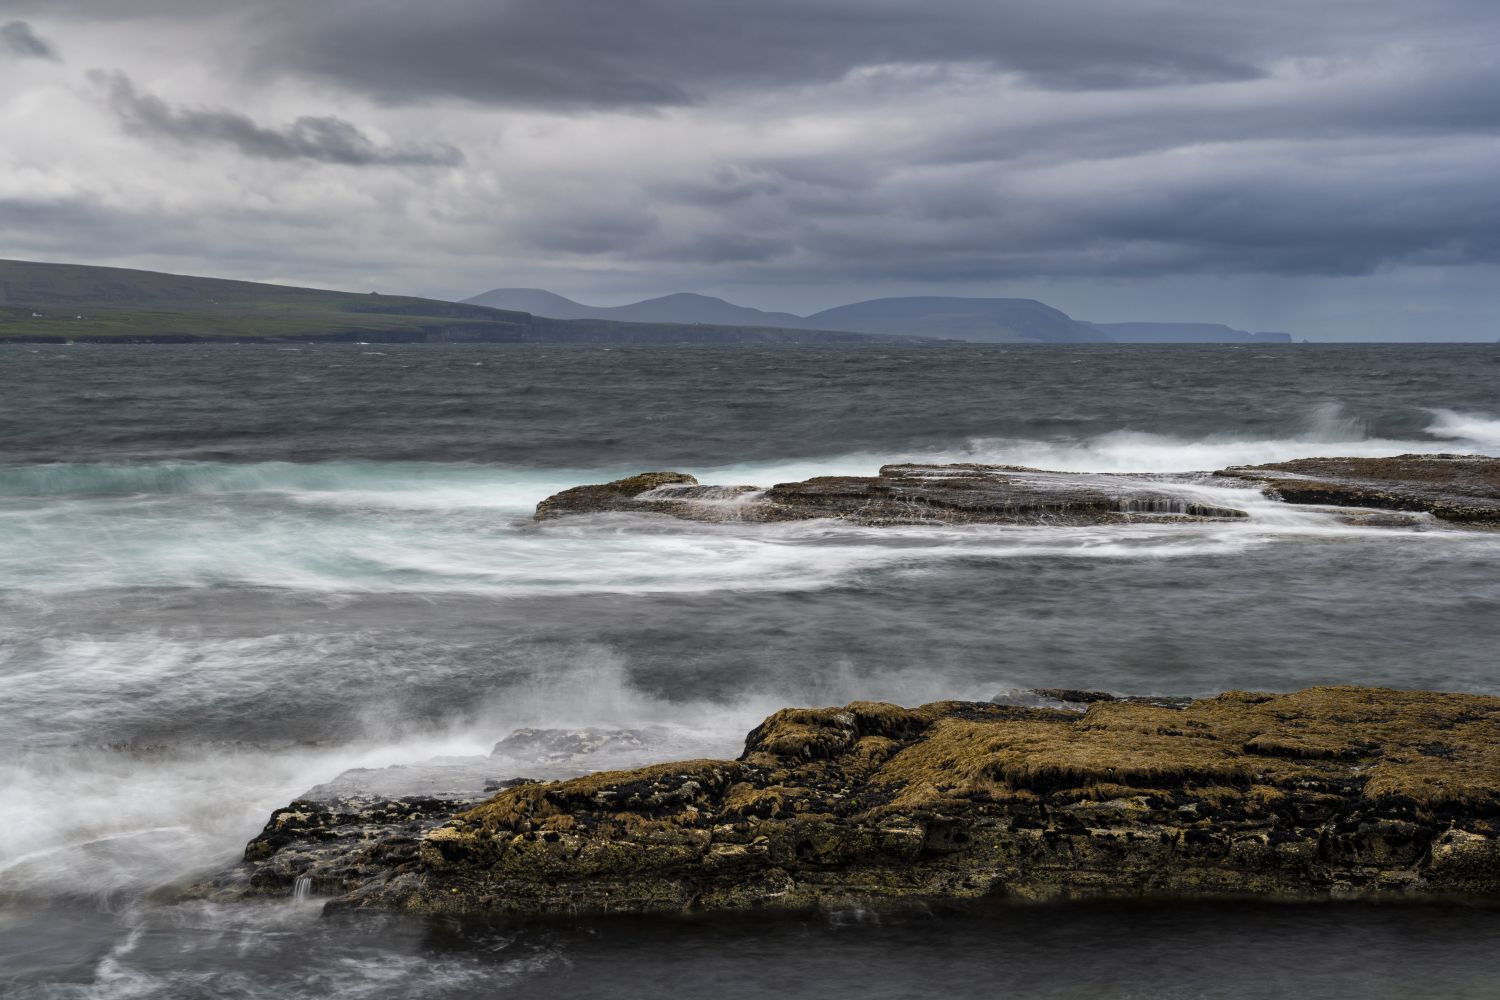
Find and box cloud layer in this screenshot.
[1,19,57,60]
[1,0,1498,338]
[94,70,464,166]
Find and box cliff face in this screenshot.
[221,687,1500,915]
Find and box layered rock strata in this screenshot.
[225,687,1500,914]
[534,465,1248,525]
[1216,454,1500,524]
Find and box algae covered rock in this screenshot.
[1215,454,1500,524]
[233,686,1500,915]
[534,464,1249,525]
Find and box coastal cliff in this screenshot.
[219,687,1500,914]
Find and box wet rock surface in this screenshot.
[222,687,1500,914]
[491,727,669,762]
[194,727,685,903]
[535,464,1249,525]
[1216,454,1500,524]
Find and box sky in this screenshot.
[2,1,1499,340]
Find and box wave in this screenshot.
[1424,408,1500,450]
[3,403,1495,502]
[1,404,1496,597]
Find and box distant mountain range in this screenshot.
[0,259,1297,346]
[465,288,1293,344]
[0,260,932,346]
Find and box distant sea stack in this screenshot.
[463,287,1298,344]
[212,686,1500,915]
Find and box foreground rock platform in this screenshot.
[220,687,1500,914]
[535,465,1249,525]
[1216,454,1500,524]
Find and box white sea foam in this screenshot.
[1425,408,1500,450]
[0,643,765,898]
[1,407,1497,599]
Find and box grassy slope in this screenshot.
[0,258,529,341]
[0,259,933,345]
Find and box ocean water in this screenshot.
[3,342,1500,998]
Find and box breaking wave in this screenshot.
[1,404,1495,597]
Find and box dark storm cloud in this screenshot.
[6,0,1500,332]
[0,19,58,60]
[246,0,1270,109]
[91,71,465,166]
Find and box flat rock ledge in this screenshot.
[1216,454,1500,524]
[534,465,1248,525]
[213,687,1500,915]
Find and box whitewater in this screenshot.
[3,343,1500,998]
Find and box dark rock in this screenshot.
[534,471,709,520]
[197,794,489,902]
[535,465,1250,526]
[1215,454,1500,524]
[220,687,1500,913]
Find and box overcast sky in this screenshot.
[3,1,1498,339]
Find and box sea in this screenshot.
[3,342,1500,999]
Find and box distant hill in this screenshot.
[804,296,1091,343]
[463,286,1295,344]
[0,260,935,346]
[1088,322,1293,344]
[462,287,601,320]
[466,288,808,328]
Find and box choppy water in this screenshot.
[3,343,1500,998]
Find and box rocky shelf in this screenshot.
[208,686,1500,914]
[534,465,1249,525]
[1215,454,1500,524]
[532,455,1500,527]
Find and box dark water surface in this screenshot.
[3,343,1500,997]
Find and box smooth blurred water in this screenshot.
[3,343,1500,997]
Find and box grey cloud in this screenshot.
[514,201,662,255]
[6,0,1500,337]
[233,0,1280,109]
[1,19,59,59]
[91,70,464,166]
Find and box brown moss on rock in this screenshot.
[256,686,1500,915]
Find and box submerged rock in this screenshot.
[225,687,1500,913]
[1216,454,1500,524]
[490,726,669,762]
[535,464,1249,525]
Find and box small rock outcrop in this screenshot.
[535,465,1248,525]
[223,687,1500,914]
[1216,454,1500,524]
